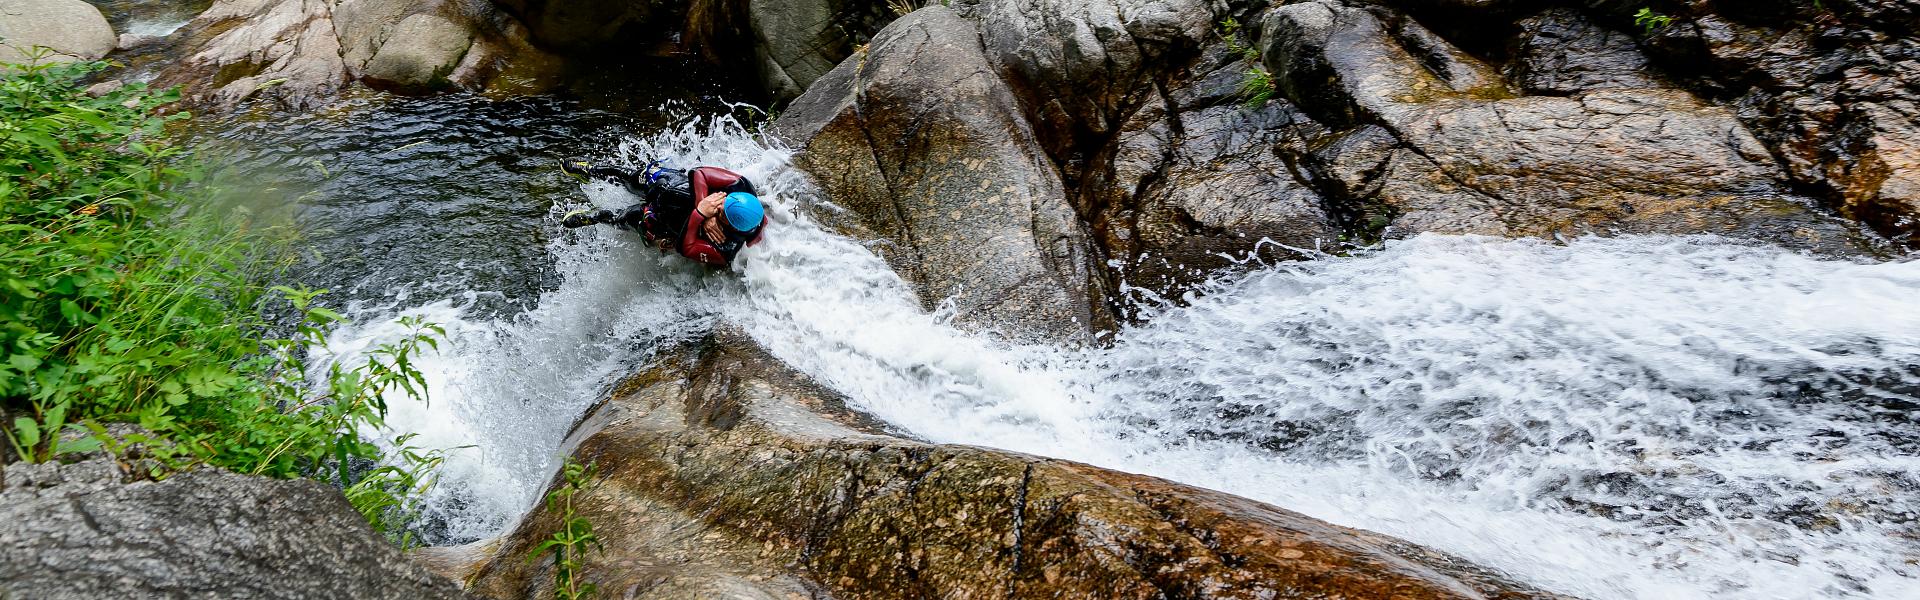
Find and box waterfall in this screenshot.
[322,115,1920,599]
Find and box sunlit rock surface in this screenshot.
[446,325,1570,599]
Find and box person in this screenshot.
[558,158,766,267]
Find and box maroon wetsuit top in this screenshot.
[677,167,765,266]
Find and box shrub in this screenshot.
[0,57,441,539]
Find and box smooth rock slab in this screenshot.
[0,460,469,599]
[457,325,1573,599]
[0,0,114,65]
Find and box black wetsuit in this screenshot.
[569,164,759,262]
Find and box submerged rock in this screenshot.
[0,459,469,599]
[452,325,1572,599]
[772,7,1110,341]
[0,0,116,65]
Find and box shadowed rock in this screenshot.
[449,325,1573,599]
[1508,9,1663,95]
[0,459,470,599]
[772,6,1110,341]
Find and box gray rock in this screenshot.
[1111,97,1340,304]
[1258,1,1873,252]
[952,0,1215,155]
[333,0,418,74]
[0,0,115,65]
[156,0,349,107]
[773,7,1110,341]
[455,325,1571,600]
[1509,9,1663,95]
[362,13,473,88]
[0,460,469,599]
[743,0,893,102]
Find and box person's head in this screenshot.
[721,192,764,234]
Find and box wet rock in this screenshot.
[362,13,473,89]
[0,459,469,599]
[1257,1,1873,252]
[772,7,1109,341]
[459,325,1572,600]
[951,0,1214,158]
[1509,9,1663,95]
[0,0,115,65]
[706,0,895,102]
[115,32,161,51]
[1636,2,1920,241]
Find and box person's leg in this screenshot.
[560,207,616,229]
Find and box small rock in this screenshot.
[114,32,158,51]
[83,79,122,97]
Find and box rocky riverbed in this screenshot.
[4,0,1918,599]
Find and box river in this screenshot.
[202,91,1920,600]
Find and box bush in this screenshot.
[0,58,439,540]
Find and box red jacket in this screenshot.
[678,167,764,266]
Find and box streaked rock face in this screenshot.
[452,325,1571,600]
[0,460,470,600]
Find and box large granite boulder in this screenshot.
[361,12,474,89]
[1256,0,1872,252]
[0,0,115,65]
[772,7,1110,340]
[446,325,1570,599]
[0,459,469,599]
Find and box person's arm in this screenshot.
[697,192,727,244]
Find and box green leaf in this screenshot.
[13,417,42,449]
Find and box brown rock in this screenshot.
[457,325,1572,600]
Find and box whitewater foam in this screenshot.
[328,115,1919,599]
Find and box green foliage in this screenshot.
[1220,18,1277,109]
[529,459,602,600]
[1634,8,1675,34]
[346,432,455,549]
[0,58,445,540]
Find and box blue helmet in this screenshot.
[723,192,764,232]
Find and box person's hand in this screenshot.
[698,192,728,243]
[697,192,726,218]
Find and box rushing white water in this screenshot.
[325,116,1920,599]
